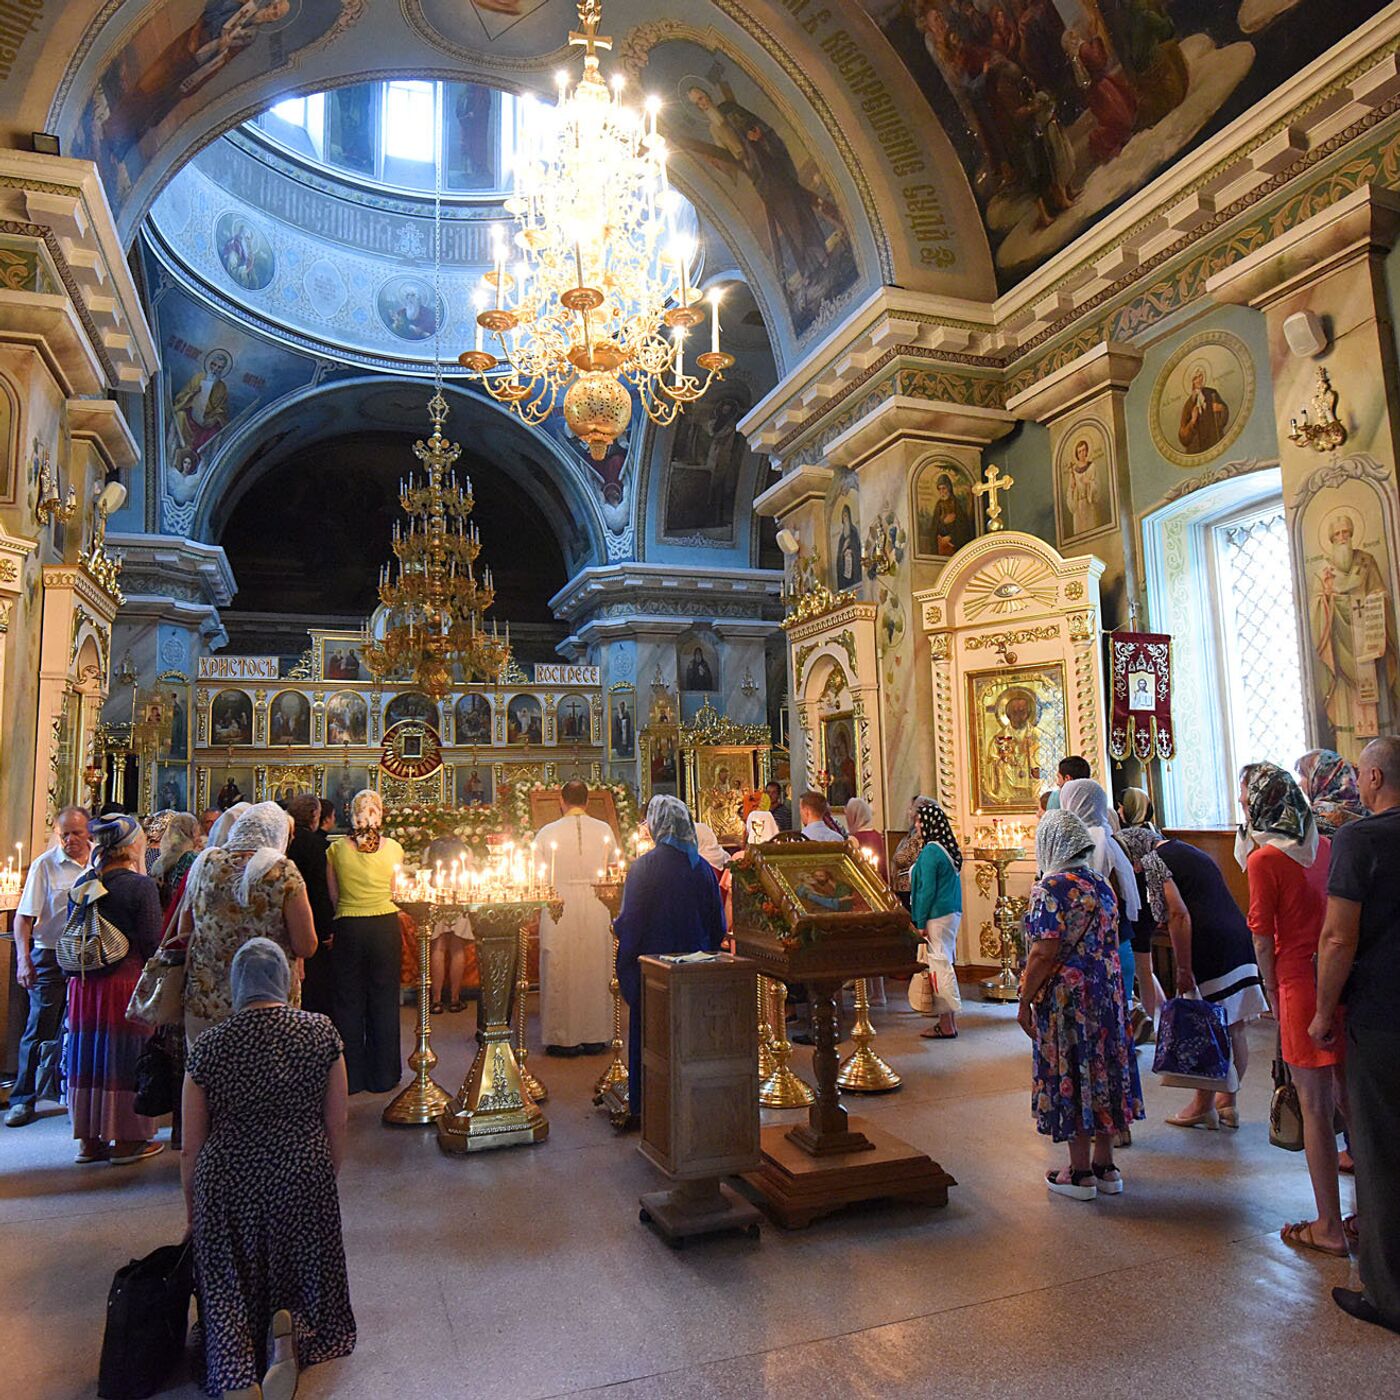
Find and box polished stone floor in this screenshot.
[3,995,1397,1399]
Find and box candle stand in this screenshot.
[837,978,901,1093]
[383,899,459,1127]
[591,876,629,1113]
[970,845,1028,1003]
[516,918,547,1104]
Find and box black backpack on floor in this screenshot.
[97,1241,194,1399]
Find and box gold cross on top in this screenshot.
[569,0,611,57]
[973,463,1015,532]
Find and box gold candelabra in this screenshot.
[361,389,511,701]
[457,0,732,459]
[33,439,77,526]
[759,978,815,1109]
[384,900,458,1127]
[591,875,629,1111]
[971,844,1028,1003]
[1288,367,1347,454]
[757,974,776,1081]
[837,978,901,1092]
[516,918,547,1103]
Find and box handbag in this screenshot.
[132,1028,180,1119]
[97,1240,194,1400]
[1269,1028,1305,1152]
[1153,993,1236,1092]
[56,898,129,978]
[126,950,186,1028]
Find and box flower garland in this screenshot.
[509,779,637,842]
[381,801,515,858]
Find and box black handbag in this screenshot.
[97,1241,194,1400]
[132,1028,180,1119]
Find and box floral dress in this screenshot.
[186,849,306,1023]
[1027,868,1143,1143]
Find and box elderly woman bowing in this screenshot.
[183,938,355,1400]
[1018,812,1143,1201]
[614,796,726,1122]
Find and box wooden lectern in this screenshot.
[732,838,956,1228]
[636,952,763,1247]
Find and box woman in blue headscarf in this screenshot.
[614,795,726,1121]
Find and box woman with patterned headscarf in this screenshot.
[65,813,166,1166]
[614,795,726,1122]
[1018,812,1142,1200]
[1237,762,1349,1257]
[1296,748,1365,836]
[909,800,963,1039]
[1117,822,1267,1131]
[184,802,317,1049]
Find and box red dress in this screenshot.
[1246,839,1340,1069]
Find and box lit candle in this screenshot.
[673,327,685,387]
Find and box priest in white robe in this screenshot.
[533,780,616,1053]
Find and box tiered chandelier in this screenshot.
[457,0,732,460]
[361,390,511,701]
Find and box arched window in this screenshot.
[1142,467,1308,826]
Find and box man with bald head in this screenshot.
[1312,735,1400,1334]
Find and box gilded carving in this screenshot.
[963,556,1058,620]
[1067,610,1096,643]
[965,625,1060,651]
[1063,581,1084,601]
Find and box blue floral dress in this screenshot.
[1027,869,1143,1142]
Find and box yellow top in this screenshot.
[328,835,405,919]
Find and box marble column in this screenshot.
[1207,184,1400,760]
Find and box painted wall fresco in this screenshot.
[636,40,860,337]
[1149,329,1255,468]
[68,0,361,215]
[859,0,1385,288]
[1054,415,1117,546]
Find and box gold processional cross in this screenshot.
[973,463,1015,532]
[569,1,610,60]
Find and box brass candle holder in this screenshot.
[970,845,1028,1003]
[837,978,901,1092]
[757,974,777,1081]
[591,876,629,1107]
[437,894,562,1155]
[759,978,815,1109]
[516,918,547,1104]
[383,899,457,1127]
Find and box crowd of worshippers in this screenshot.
[6,742,1400,1397]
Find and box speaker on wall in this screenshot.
[1283,310,1327,358]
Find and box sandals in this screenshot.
[1281,1220,1349,1258]
[448,999,467,1014]
[430,1000,445,1016]
[1092,1161,1124,1195]
[1046,1168,1097,1201]
[919,1027,958,1040]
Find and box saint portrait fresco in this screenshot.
[1150,331,1255,467]
[1054,419,1115,545]
[822,715,859,809]
[325,692,367,746]
[831,494,863,592]
[555,693,590,743]
[376,276,442,342]
[912,459,978,560]
[636,40,859,336]
[609,689,636,761]
[385,692,439,731]
[1299,479,1400,762]
[214,212,275,292]
[968,665,1068,813]
[679,639,720,694]
[269,690,311,746]
[662,387,752,539]
[210,690,253,746]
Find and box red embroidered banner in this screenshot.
[1108,632,1174,762]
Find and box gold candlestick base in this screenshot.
[384,905,452,1127]
[972,847,1027,1003]
[591,881,629,1104]
[516,918,547,1104]
[837,978,901,1093]
[760,978,815,1109]
[438,901,554,1154]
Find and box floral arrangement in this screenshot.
[509,778,637,842]
[729,853,799,950]
[381,801,515,858]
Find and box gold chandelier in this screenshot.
[457,0,733,460]
[361,390,511,701]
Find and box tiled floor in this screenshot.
[3,997,1396,1398]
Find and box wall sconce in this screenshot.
[1288,367,1347,454]
[34,439,77,526]
[739,668,759,699]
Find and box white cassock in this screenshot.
[533,811,615,1047]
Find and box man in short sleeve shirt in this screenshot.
[6,807,91,1126]
[1312,736,1400,1335]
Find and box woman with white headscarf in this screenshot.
[745,808,780,846]
[183,801,316,1046]
[326,790,406,1094]
[844,797,886,879]
[183,939,355,1399]
[1018,812,1142,1201]
[614,796,726,1121]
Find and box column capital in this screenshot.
[1206,184,1400,310]
[1005,341,1145,425]
[823,395,1016,471]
